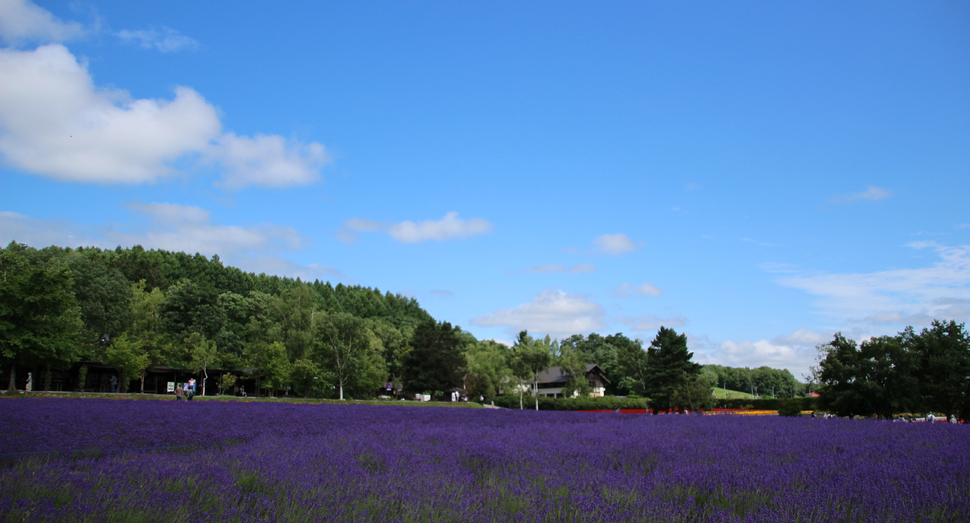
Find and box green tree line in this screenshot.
[811,321,970,420]
[0,242,431,397]
[2,242,804,410]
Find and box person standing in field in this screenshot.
[25,372,32,393]
[175,385,185,401]
[187,378,196,400]
[110,375,117,393]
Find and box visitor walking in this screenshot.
[25,372,32,393]
[110,375,117,393]
[175,385,185,401]
[187,378,196,400]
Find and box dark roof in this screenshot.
[535,364,610,385]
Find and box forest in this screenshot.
[1,242,804,407]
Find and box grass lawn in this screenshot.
[0,390,485,407]
[712,387,756,399]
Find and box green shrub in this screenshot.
[715,397,816,411]
[778,399,804,417]
[492,395,648,411]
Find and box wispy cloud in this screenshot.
[592,233,639,256]
[773,242,970,329]
[471,289,606,338]
[116,26,199,53]
[335,218,383,244]
[613,283,663,298]
[126,201,210,225]
[0,206,335,280]
[616,314,686,331]
[742,238,782,247]
[524,263,596,275]
[116,201,307,256]
[830,185,892,204]
[339,212,492,244]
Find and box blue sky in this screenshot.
[2,0,968,379]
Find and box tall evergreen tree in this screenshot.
[643,326,700,412]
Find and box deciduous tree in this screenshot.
[315,313,385,400]
[907,320,970,419]
[103,334,150,394]
[511,331,553,410]
[465,340,512,402]
[186,332,218,396]
[245,341,290,397]
[0,243,83,391]
[403,320,465,396]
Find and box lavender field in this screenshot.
[1,399,967,522]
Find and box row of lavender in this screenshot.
[1,398,968,522]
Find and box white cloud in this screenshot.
[831,185,891,204]
[593,233,638,255]
[237,256,343,282]
[127,201,210,225]
[212,133,329,189]
[570,263,596,274]
[774,242,970,330]
[617,314,687,332]
[110,202,307,257]
[335,218,383,244]
[0,210,98,247]
[116,26,198,53]
[387,212,493,243]
[0,44,220,183]
[336,213,492,244]
[526,263,565,274]
[344,218,383,232]
[715,339,809,375]
[0,43,327,188]
[772,328,831,346]
[0,0,86,45]
[758,262,800,274]
[685,327,832,379]
[471,289,606,339]
[613,282,663,298]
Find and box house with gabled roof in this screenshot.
[534,364,610,398]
